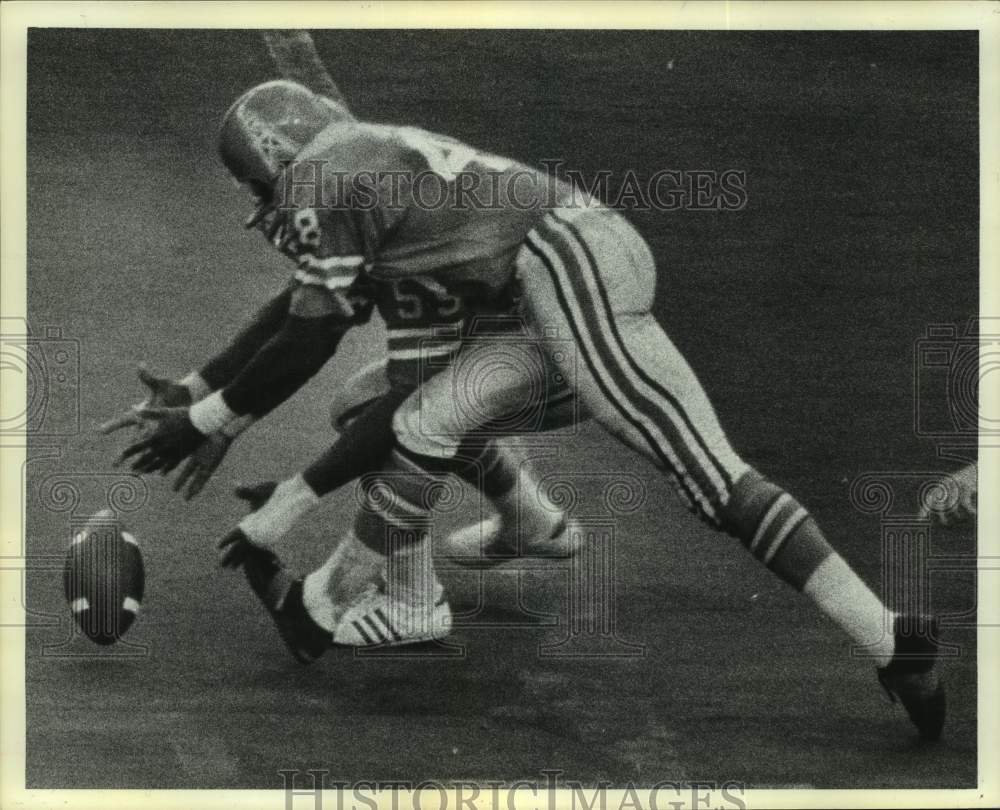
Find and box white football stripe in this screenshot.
[122,531,139,546]
[122,597,141,614]
[750,494,792,554]
[388,325,463,339]
[530,231,709,517]
[299,253,365,270]
[762,507,809,565]
[549,215,730,503]
[387,343,460,361]
[70,597,90,613]
[293,267,359,290]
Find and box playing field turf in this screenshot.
[24,29,977,788]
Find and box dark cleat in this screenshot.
[877,614,946,741]
[239,543,332,665]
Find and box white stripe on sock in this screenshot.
[761,506,808,564]
[750,494,792,554]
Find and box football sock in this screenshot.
[385,537,443,606]
[353,449,441,555]
[349,449,452,606]
[239,474,320,547]
[723,468,896,666]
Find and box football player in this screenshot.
[133,79,945,740]
[102,82,579,659]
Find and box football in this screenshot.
[64,508,145,645]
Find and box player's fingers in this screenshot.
[120,436,157,460]
[218,529,250,568]
[225,542,252,569]
[98,411,142,434]
[220,546,243,569]
[184,456,221,501]
[137,364,170,394]
[134,405,172,421]
[173,457,198,494]
[183,467,210,501]
[131,451,166,474]
[234,481,278,511]
[159,455,184,475]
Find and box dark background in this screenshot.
[25,29,977,788]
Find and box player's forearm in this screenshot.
[189,314,346,433]
[197,288,293,391]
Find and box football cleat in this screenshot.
[237,541,332,664]
[445,515,583,569]
[877,614,946,741]
[332,582,452,647]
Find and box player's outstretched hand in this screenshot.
[99,365,193,435]
[217,527,256,569]
[172,433,234,501]
[919,462,977,526]
[117,406,205,474]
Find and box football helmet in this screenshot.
[218,79,352,188]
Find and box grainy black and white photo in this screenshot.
[4,3,996,805]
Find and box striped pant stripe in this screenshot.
[522,236,704,517]
[537,215,730,512]
[553,213,735,493]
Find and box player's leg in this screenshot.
[229,386,412,660]
[331,357,571,563]
[327,338,579,644]
[517,206,943,739]
[446,436,581,566]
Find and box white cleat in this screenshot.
[331,583,452,647]
[445,515,583,568]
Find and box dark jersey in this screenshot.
[375,275,464,388]
[268,120,582,303]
